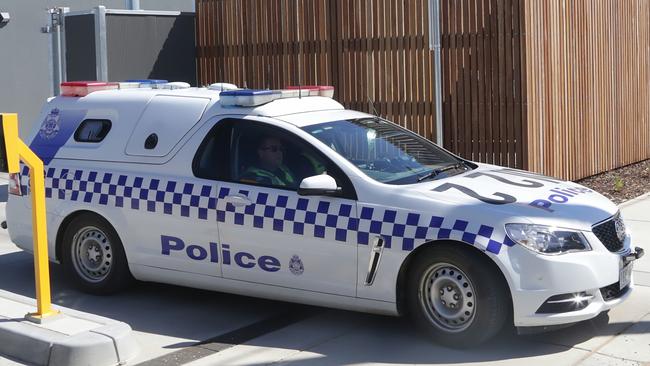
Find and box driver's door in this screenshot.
[208,120,359,297]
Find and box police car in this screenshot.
[5,80,644,347]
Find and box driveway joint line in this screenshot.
[573,311,650,365]
[624,218,650,223]
[133,306,319,366]
[273,319,364,363]
[593,351,645,364]
[264,330,354,366]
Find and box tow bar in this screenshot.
[624,247,645,265]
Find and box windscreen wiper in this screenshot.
[417,162,468,182]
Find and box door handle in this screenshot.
[224,194,252,207]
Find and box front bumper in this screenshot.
[508,232,642,328]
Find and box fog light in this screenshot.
[572,293,592,305]
[536,291,594,314]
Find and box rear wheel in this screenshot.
[406,245,509,347]
[61,214,132,294]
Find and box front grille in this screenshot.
[592,215,624,252]
[600,282,630,301]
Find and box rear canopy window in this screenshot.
[74,119,111,142]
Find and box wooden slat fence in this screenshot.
[196,0,525,169]
[196,0,436,139]
[196,0,650,179]
[441,0,526,168]
[524,0,650,180]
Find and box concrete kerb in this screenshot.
[0,289,138,366]
[618,191,650,209]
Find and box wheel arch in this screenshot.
[55,209,124,262]
[395,239,514,317]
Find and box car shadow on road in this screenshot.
[188,311,650,365]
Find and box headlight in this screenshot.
[505,224,591,255]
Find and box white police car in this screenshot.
[5,81,644,347]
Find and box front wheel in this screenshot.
[406,245,510,347]
[61,214,133,294]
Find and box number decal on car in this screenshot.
[432,183,517,205]
[465,172,544,188]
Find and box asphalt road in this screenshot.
[1,181,649,366]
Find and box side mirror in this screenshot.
[298,174,342,196]
[0,12,10,29]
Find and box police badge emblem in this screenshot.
[39,108,61,140]
[289,255,304,275]
[615,215,626,242]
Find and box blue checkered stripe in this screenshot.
[216,187,359,243]
[22,165,516,254]
[356,207,516,254]
[22,165,217,221]
[215,188,514,254]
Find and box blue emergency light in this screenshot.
[124,79,170,89]
[219,86,335,107]
[220,89,281,107]
[125,79,168,84]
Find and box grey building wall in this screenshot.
[0,0,195,138]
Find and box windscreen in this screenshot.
[303,118,467,185]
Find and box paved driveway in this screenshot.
[0,181,648,366]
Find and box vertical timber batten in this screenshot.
[196,0,650,180]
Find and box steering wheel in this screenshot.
[371,157,393,171]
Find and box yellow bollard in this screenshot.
[1,113,59,322]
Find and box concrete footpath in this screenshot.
[0,290,138,366]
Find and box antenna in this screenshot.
[368,96,380,117]
[295,0,302,98]
[220,62,225,91]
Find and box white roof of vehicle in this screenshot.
[36,87,360,164]
[76,87,348,123]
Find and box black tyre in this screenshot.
[61,214,133,294]
[406,245,510,348]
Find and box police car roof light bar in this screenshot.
[208,82,239,91]
[125,79,168,84]
[159,82,191,90]
[279,89,310,98]
[124,79,169,89]
[286,85,334,98]
[60,81,119,97]
[220,89,281,107]
[118,82,141,89]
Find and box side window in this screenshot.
[74,119,111,143]
[192,119,233,180]
[231,122,357,199]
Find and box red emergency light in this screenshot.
[286,85,334,98]
[60,81,119,97]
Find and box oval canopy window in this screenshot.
[74,119,112,143]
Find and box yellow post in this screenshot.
[1,113,59,321]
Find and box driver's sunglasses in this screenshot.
[260,145,285,153]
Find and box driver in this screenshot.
[241,136,296,187]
